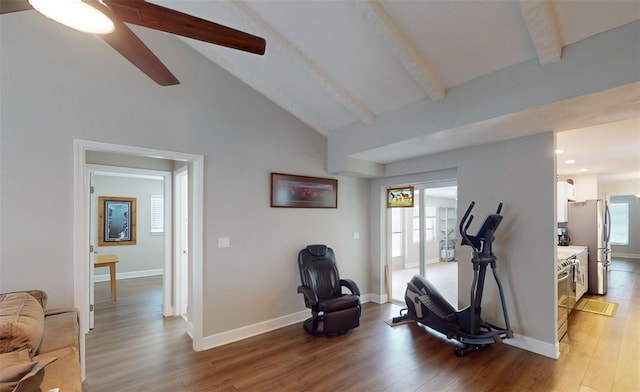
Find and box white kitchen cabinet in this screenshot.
[557,182,575,223]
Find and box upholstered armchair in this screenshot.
[297,244,361,336]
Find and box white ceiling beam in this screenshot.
[356,0,446,101]
[519,0,564,65]
[231,1,376,125]
[187,41,331,136]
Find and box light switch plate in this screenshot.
[218,237,230,248]
[353,232,360,240]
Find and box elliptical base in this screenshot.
[395,307,512,357]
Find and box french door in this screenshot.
[389,182,458,307]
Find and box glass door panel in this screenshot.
[423,186,458,307]
[389,191,419,303]
[389,183,458,307]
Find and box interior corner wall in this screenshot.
[378,132,557,355]
[0,21,370,336]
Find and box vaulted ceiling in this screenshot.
[2,1,639,179]
[166,1,636,134]
[158,0,640,179]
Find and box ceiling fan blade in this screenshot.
[99,19,180,86]
[0,0,32,14]
[104,0,266,55]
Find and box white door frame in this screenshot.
[386,180,458,303]
[174,167,190,323]
[73,139,205,379]
[88,171,96,329]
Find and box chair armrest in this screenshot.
[340,279,360,296]
[297,285,318,307]
[45,308,78,317]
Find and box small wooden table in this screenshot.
[95,255,119,301]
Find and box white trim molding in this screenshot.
[94,269,163,282]
[504,334,559,359]
[202,296,379,350]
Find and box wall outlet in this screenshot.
[353,232,360,240]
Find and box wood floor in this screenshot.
[392,261,458,305]
[84,258,639,392]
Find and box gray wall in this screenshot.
[0,17,370,339]
[93,175,164,278]
[372,132,556,351]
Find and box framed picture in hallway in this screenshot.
[271,173,338,208]
[387,186,414,208]
[99,196,137,246]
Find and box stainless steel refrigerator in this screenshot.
[567,200,611,295]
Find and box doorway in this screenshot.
[389,182,458,307]
[88,166,169,329]
[73,139,205,378]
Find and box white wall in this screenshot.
[0,17,370,340]
[599,178,640,199]
[372,132,557,357]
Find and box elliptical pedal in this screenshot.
[392,308,409,324]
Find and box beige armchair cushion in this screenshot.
[0,349,57,392]
[0,293,45,356]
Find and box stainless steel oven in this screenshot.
[557,262,571,340]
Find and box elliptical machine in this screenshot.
[393,201,513,356]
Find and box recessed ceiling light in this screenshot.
[579,168,589,172]
[555,149,565,154]
[565,159,576,164]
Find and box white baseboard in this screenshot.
[94,268,163,282]
[362,293,385,304]
[202,310,309,350]
[612,253,640,260]
[198,296,558,360]
[201,295,382,350]
[504,334,559,359]
[183,317,194,339]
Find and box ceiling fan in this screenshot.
[0,0,266,86]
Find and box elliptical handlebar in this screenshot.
[460,201,504,252]
[459,201,476,250]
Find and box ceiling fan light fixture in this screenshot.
[29,0,114,35]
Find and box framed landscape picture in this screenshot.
[271,173,338,208]
[387,186,414,208]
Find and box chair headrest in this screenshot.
[306,244,328,257]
